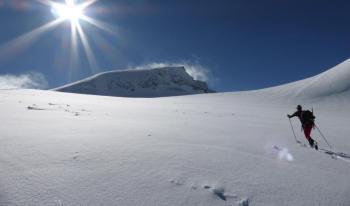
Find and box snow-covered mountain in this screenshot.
[1,59,350,206]
[54,67,214,97]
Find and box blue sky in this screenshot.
[0,0,350,91]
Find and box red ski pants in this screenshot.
[303,126,312,140]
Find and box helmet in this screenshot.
[296,105,302,110]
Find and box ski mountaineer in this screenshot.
[287,105,318,150]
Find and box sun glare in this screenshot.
[52,1,84,22]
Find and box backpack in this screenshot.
[301,110,315,124]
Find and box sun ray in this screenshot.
[36,0,56,7]
[81,15,118,36]
[69,21,79,82]
[0,18,64,63]
[88,28,124,67]
[79,0,98,10]
[76,22,99,74]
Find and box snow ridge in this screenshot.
[256,58,350,100]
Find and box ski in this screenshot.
[319,148,350,159]
[297,141,350,159]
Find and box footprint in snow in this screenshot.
[169,180,249,204]
[27,106,45,110]
[170,179,183,186]
[72,152,80,160]
[171,181,239,202]
[212,187,238,201]
[191,186,198,190]
[212,187,226,201]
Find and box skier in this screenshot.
[288,105,318,149]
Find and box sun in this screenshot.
[52,1,85,23]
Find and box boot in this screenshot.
[308,138,314,148]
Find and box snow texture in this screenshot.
[1,59,350,206]
[54,66,214,97]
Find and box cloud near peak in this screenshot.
[131,61,216,85]
[0,72,48,89]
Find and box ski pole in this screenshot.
[314,124,332,150]
[288,118,300,143]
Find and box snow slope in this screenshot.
[254,58,350,100]
[1,60,350,206]
[54,67,214,97]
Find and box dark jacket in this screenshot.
[290,110,314,128]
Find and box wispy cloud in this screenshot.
[131,61,217,85]
[0,72,48,89]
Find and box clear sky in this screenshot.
[0,0,350,91]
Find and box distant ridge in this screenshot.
[54,67,215,97]
[257,58,350,99]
